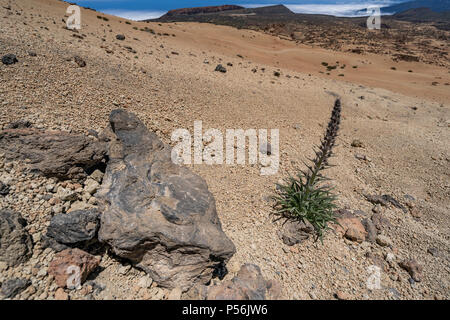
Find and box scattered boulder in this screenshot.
[372,204,383,213]
[0,181,10,196]
[427,247,439,257]
[355,154,371,161]
[137,276,153,289]
[116,34,125,40]
[46,209,100,246]
[279,219,314,246]
[334,209,367,243]
[409,207,421,218]
[0,278,31,298]
[56,187,78,202]
[48,248,100,288]
[0,128,107,180]
[381,195,407,213]
[399,259,423,282]
[0,210,33,267]
[351,139,364,148]
[388,287,401,299]
[371,212,391,232]
[124,46,136,54]
[1,54,18,65]
[376,234,392,247]
[84,178,100,195]
[118,264,131,275]
[335,290,350,300]
[87,129,99,138]
[206,264,282,300]
[73,56,86,67]
[365,194,388,206]
[97,109,235,291]
[89,169,104,183]
[365,194,407,213]
[214,64,227,73]
[68,201,91,212]
[5,120,32,129]
[362,218,377,242]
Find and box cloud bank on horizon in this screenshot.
[102,9,167,20]
[256,1,402,17]
[73,0,408,20]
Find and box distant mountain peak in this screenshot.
[250,4,294,15]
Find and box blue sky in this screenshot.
[72,0,408,20]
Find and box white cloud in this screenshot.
[287,2,401,17]
[102,9,166,21]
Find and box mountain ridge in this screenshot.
[164,5,244,17]
[155,4,295,21]
[151,2,450,31]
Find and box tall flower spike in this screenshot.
[306,99,341,187]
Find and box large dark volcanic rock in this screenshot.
[1,54,18,65]
[46,209,100,245]
[0,210,33,267]
[97,110,235,291]
[0,128,107,180]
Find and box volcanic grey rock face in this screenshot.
[97,109,235,291]
[0,278,31,298]
[0,210,33,267]
[46,209,100,245]
[0,128,107,180]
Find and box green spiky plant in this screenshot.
[274,99,342,242]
